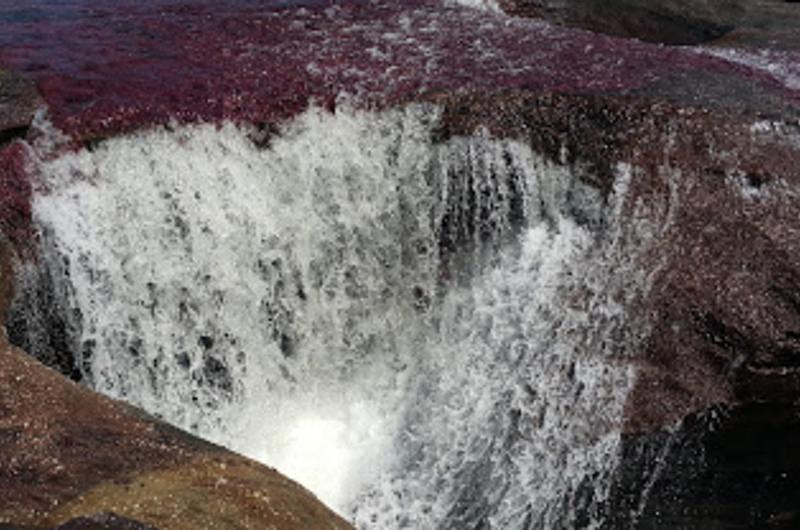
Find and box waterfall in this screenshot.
[19,103,648,528]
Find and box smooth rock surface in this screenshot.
[498,0,800,46]
[0,336,352,530]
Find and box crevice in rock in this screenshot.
[6,254,84,382]
[0,126,28,148]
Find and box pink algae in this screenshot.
[0,0,791,141]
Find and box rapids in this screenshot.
[16,103,652,528]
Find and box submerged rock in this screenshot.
[0,336,352,530]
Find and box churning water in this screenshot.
[21,103,650,528]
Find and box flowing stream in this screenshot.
[17,103,651,528]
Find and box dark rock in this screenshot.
[0,239,13,334]
[0,513,159,530]
[498,0,800,46]
[6,258,84,382]
[55,513,159,530]
[0,70,39,146]
[603,402,800,529]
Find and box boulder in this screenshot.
[0,339,352,530]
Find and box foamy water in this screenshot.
[24,104,649,527]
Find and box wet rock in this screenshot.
[603,403,800,529]
[6,259,83,382]
[434,88,800,527]
[0,341,352,530]
[498,0,800,46]
[0,70,39,145]
[0,239,13,335]
[432,88,800,430]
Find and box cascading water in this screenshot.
[18,103,651,528]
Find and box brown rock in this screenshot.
[0,343,352,530]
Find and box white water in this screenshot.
[28,104,648,527]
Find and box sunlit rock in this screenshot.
[0,339,352,530]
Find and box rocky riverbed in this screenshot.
[2,1,800,528]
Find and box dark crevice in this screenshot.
[693,311,753,359]
[7,262,84,382]
[0,126,29,148]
